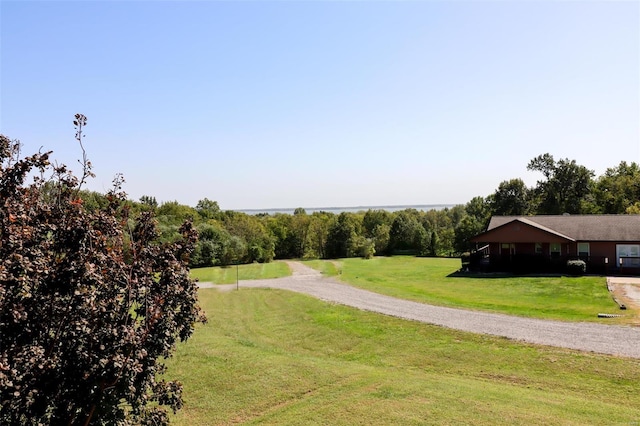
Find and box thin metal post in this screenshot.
[236,263,239,290]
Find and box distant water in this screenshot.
[236,204,456,215]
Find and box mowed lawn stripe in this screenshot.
[167,289,640,425]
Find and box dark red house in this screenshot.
[469,215,640,274]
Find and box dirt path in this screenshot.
[203,262,640,359]
[607,277,640,311]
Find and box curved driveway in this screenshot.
[207,262,640,359]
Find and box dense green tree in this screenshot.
[593,161,640,214]
[139,194,158,209]
[527,153,595,214]
[195,198,221,220]
[454,215,485,253]
[289,212,311,258]
[420,209,456,256]
[428,231,437,256]
[265,213,308,259]
[362,209,393,238]
[156,201,200,243]
[220,235,247,266]
[414,226,429,256]
[306,212,333,259]
[265,214,294,259]
[221,211,274,263]
[452,197,491,254]
[371,223,391,255]
[489,178,530,216]
[389,211,425,253]
[464,196,491,225]
[78,189,110,212]
[157,201,198,224]
[191,222,230,267]
[325,212,359,258]
[445,204,466,228]
[421,209,449,235]
[348,235,376,259]
[437,226,455,256]
[248,238,275,263]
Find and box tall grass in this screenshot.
[167,289,640,425]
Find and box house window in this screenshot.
[577,243,590,259]
[550,243,561,258]
[501,243,515,255]
[535,243,543,254]
[617,244,640,267]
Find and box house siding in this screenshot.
[470,215,640,275]
[581,241,610,260]
[479,222,571,244]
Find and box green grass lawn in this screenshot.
[190,261,291,284]
[304,256,631,322]
[167,289,640,425]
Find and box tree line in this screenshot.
[79,153,640,266]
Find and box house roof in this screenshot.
[507,217,575,241]
[482,215,640,242]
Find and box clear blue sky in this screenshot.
[1,1,638,210]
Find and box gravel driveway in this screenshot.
[203,261,640,359]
